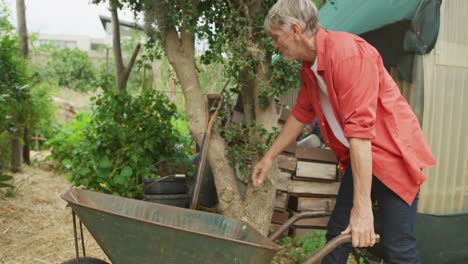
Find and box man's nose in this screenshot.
[273,42,279,51]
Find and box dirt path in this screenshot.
[0,164,108,264]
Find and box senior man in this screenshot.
[251,0,436,263]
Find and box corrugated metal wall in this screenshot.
[418,0,468,214]
[279,88,299,110]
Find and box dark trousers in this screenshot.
[322,168,421,264]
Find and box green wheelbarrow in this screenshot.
[61,188,379,264]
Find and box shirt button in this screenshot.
[321,122,325,126]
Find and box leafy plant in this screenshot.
[223,121,279,182]
[41,47,97,92]
[47,89,189,198]
[279,231,327,263]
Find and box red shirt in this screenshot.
[292,28,436,205]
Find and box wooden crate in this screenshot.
[294,161,337,181]
[296,146,337,163]
[288,196,336,213]
[287,180,340,197]
[277,155,298,172]
[271,208,291,225]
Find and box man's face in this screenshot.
[270,26,298,61]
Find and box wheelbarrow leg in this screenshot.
[72,210,87,263]
[72,210,81,264]
[79,219,86,257]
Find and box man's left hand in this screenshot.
[341,204,376,247]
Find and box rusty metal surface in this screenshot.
[62,188,279,264]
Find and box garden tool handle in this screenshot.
[190,81,229,210]
[269,211,330,241]
[303,233,381,264]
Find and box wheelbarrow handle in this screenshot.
[303,233,381,264]
[269,211,329,241]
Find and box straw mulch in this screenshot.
[0,159,108,264]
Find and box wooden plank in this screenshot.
[274,191,289,209]
[287,180,340,196]
[295,161,337,181]
[295,146,337,163]
[277,155,297,172]
[290,211,330,227]
[283,142,297,155]
[271,209,291,224]
[296,197,336,212]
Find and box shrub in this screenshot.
[279,231,327,263]
[48,89,189,198]
[42,47,97,92]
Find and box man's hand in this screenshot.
[341,204,376,247]
[252,157,273,187]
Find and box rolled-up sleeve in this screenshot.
[292,82,315,124]
[334,56,379,140]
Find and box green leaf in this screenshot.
[113,173,126,185]
[0,175,13,182]
[99,157,113,169]
[120,166,133,178]
[0,182,14,188]
[78,167,91,176]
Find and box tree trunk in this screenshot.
[11,129,23,172]
[23,127,30,165]
[162,27,244,213]
[16,0,28,59]
[16,0,30,165]
[110,2,141,91]
[144,0,280,235]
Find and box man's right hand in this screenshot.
[252,157,274,187]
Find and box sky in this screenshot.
[6,0,139,38]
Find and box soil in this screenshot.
[0,158,108,264]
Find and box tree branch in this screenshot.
[110,2,125,91]
[123,43,141,87]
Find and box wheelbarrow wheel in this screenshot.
[61,257,109,264]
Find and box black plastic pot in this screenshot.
[143,176,187,195]
[143,193,189,208]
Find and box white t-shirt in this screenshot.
[311,59,350,148]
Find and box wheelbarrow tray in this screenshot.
[62,189,279,264]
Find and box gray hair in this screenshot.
[265,0,319,36]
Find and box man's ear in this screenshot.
[290,23,302,36]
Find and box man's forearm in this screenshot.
[349,138,373,209]
[264,115,305,160]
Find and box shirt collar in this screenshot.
[302,27,327,71]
